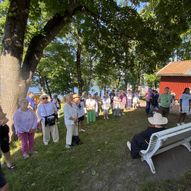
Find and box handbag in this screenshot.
[45,115,56,126]
[43,104,56,126]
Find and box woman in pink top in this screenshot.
[13,98,37,159]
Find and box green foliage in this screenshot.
[37,40,77,94]
[1,0,191,93]
[0,0,9,51]
[144,73,159,87]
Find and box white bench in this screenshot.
[137,123,191,174]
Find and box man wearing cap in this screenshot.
[127,112,167,158]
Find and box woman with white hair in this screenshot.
[63,94,80,148]
[37,94,59,145]
[13,98,37,159]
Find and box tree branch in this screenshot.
[2,0,30,61]
[22,2,83,80]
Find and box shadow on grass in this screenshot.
[3,107,191,191]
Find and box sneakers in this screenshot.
[7,164,16,170]
[80,129,86,132]
[23,153,29,159]
[44,142,48,146]
[65,144,72,149]
[127,141,131,151]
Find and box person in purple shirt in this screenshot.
[13,98,37,159]
[26,92,36,111]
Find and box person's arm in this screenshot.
[158,94,161,105]
[13,112,20,135]
[63,105,75,121]
[31,111,38,130]
[52,103,58,114]
[189,99,191,112]
[36,104,43,122]
[179,99,182,112]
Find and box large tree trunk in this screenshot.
[0,55,21,128]
[0,0,30,129]
[0,0,83,134]
[44,76,52,99]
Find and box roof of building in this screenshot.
[157,60,191,76]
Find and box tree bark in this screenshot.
[44,76,52,99]
[0,0,30,128]
[76,29,83,95]
[2,0,30,60]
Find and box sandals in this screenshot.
[7,164,16,170]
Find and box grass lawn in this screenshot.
[2,107,191,191]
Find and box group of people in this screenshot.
[75,90,141,124]
[127,86,191,159]
[1,86,191,190]
[0,92,62,191]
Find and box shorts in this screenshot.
[159,106,170,117]
[0,125,10,153]
[0,167,6,188]
[78,115,85,122]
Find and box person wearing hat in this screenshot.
[127,112,167,159]
[73,94,86,132]
[37,94,59,145]
[13,98,37,159]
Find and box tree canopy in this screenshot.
[0,0,191,94]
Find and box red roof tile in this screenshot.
[157,60,191,76]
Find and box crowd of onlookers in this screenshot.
[127,86,191,159]
[1,86,191,190]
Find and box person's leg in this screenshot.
[66,125,74,146]
[113,108,116,116]
[79,117,85,132]
[182,113,187,123]
[92,110,96,122]
[18,133,29,156]
[41,122,50,145]
[72,125,81,145]
[89,110,93,122]
[163,107,170,117]
[1,141,12,168]
[177,113,183,124]
[103,109,107,119]
[87,111,90,124]
[50,124,59,143]
[159,106,166,117]
[28,132,35,154]
[105,109,109,119]
[0,168,8,191]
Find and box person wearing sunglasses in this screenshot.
[37,94,59,145]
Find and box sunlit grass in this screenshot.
[2,108,191,191]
